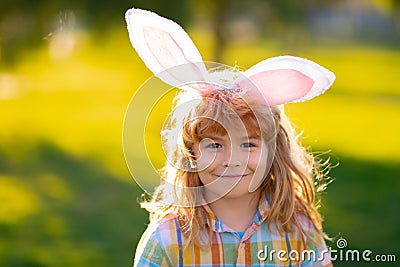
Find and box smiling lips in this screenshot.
[215,174,250,179]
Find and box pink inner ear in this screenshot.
[143,26,206,90]
[247,69,314,105]
[144,26,189,70]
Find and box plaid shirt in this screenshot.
[134,193,331,266]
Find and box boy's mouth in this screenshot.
[215,174,250,179]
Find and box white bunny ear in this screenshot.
[239,56,335,106]
[125,8,208,92]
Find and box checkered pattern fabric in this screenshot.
[134,193,331,266]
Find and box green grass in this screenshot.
[0,140,148,267]
[0,28,399,266]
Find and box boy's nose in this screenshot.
[221,149,246,167]
[222,160,241,167]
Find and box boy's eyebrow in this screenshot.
[202,134,260,141]
[202,135,225,141]
[241,135,260,140]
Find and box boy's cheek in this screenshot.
[196,154,217,171]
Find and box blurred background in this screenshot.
[0,0,399,266]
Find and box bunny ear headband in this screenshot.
[125,8,335,106]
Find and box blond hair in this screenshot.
[141,85,331,248]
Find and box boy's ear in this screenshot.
[239,56,335,106]
[125,8,208,90]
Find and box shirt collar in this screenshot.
[201,192,270,233]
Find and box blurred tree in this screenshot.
[367,0,400,41]
[197,0,340,61]
[0,0,190,65]
[1,0,396,65]
[389,0,400,30]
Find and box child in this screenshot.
[125,8,335,267]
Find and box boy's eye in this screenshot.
[206,142,222,149]
[241,142,256,148]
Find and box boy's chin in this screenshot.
[204,184,259,202]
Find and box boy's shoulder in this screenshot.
[142,213,181,245]
[134,214,182,266]
[294,213,327,248]
[298,213,317,230]
[136,214,183,265]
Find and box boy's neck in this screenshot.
[206,189,262,232]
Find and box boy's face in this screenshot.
[192,122,270,202]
